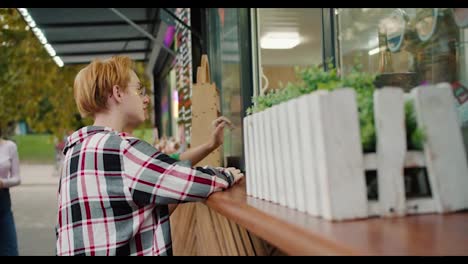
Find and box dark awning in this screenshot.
[24,8,161,66]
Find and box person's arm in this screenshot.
[0,142,21,188]
[122,138,243,207]
[179,141,217,166]
[179,116,233,165]
[168,204,178,215]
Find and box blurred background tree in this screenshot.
[0,8,86,139]
[0,8,151,141]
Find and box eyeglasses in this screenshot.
[128,83,147,97]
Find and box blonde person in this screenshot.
[0,128,21,256]
[56,56,243,256]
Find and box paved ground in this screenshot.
[9,164,59,256]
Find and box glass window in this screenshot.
[257,8,323,93]
[160,74,171,138]
[207,8,243,168]
[168,69,179,138]
[157,69,179,139]
[335,8,468,156]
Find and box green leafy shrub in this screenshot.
[405,101,426,150]
[247,62,425,152]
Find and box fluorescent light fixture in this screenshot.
[18,8,28,16]
[17,8,63,67]
[27,19,36,28]
[368,47,380,56]
[24,15,33,24]
[53,56,64,67]
[260,32,301,49]
[32,27,47,44]
[44,44,56,57]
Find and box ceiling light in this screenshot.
[17,8,63,68]
[44,43,56,57]
[53,56,64,67]
[18,8,28,16]
[368,47,380,56]
[260,32,301,49]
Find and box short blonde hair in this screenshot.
[74,55,135,117]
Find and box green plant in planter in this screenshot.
[405,100,426,150]
[341,63,377,152]
[247,62,425,152]
[246,61,339,115]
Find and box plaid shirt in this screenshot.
[56,126,234,256]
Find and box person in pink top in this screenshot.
[0,128,21,256]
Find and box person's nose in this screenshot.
[143,95,150,105]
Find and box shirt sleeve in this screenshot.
[2,142,21,188]
[121,138,234,206]
[168,153,180,161]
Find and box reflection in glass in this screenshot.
[258,8,323,93]
[207,8,243,168]
[415,8,438,42]
[335,8,468,165]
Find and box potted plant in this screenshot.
[243,62,468,220]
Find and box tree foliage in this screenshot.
[0,8,86,139]
[247,60,425,152]
[0,8,151,139]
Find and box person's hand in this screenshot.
[225,167,244,184]
[211,116,233,129]
[209,116,233,149]
[155,137,167,152]
[165,140,179,155]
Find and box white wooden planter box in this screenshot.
[244,84,468,221]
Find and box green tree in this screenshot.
[0,8,85,139]
[0,8,151,139]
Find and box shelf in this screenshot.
[205,179,468,255]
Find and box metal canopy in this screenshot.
[26,8,161,65]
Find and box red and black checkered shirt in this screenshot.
[56,126,234,256]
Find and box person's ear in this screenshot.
[110,85,124,103]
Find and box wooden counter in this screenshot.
[205,179,468,256]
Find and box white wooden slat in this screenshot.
[271,105,287,207]
[315,92,331,219]
[412,84,468,213]
[404,151,426,168]
[406,198,436,214]
[277,102,297,209]
[365,150,426,217]
[286,98,306,212]
[367,201,380,217]
[366,151,428,216]
[243,116,253,196]
[257,111,270,201]
[374,88,407,217]
[262,108,278,203]
[248,114,257,198]
[297,92,324,216]
[363,153,377,171]
[316,89,368,221]
[251,113,262,199]
[404,91,437,216]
